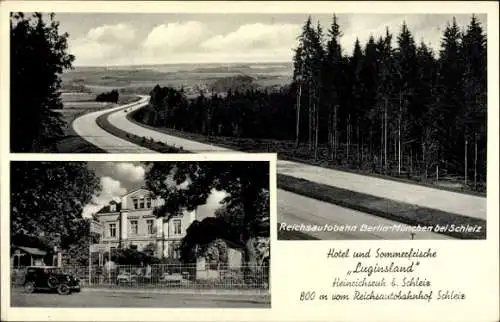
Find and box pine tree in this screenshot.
[375,28,394,172]
[360,36,378,165]
[460,14,487,189]
[347,38,364,163]
[394,21,418,175]
[324,14,343,160]
[311,22,325,160]
[416,41,438,180]
[292,45,305,147]
[435,17,465,180]
[296,17,315,150]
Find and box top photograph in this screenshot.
[9,11,489,240]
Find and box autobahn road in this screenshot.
[278,190,452,240]
[108,96,486,221]
[72,96,469,239]
[10,288,270,308]
[72,96,153,153]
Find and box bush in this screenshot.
[96,89,119,103]
[111,247,161,265]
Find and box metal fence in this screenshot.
[12,264,270,290]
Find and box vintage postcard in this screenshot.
[1,1,498,322]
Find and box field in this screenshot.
[54,92,138,153]
[61,62,293,95]
[57,62,293,153]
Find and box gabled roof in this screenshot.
[95,199,122,215]
[15,246,47,256]
[94,187,155,215]
[121,187,152,199]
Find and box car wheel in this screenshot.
[57,283,71,295]
[24,281,35,294]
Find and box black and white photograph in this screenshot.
[9,159,271,308]
[8,10,489,241]
[2,1,499,322]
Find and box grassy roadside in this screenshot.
[128,109,485,198]
[278,174,486,240]
[94,108,487,240]
[56,109,107,153]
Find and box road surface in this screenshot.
[278,190,452,240]
[107,96,233,153]
[73,96,452,240]
[108,96,486,221]
[10,288,270,308]
[72,96,154,153]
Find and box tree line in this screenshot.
[291,14,486,189]
[138,84,296,140]
[96,89,119,103]
[141,14,486,190]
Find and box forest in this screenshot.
[137,15,487,192]
[96,89,119,103]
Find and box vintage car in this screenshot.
[23,266,81,295]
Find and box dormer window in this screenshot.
[110,204,116,212]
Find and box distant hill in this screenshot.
[209,74,256,93]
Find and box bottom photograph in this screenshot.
[10,160,271,308]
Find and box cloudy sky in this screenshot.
[82,161,227,221]
[53,13,487,66]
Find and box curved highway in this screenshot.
[73,96,154,153]
[73,95,455,240]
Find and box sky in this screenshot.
[52,13,487,67]
[82,162,227,221]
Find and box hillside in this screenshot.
[209,74,257,93]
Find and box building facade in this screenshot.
[91,188,196,259]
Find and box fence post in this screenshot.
[88,237,92,286]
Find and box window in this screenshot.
[146,197,152,209]
[108,223,116,237]
[133,199,138,209]
[110,204,116,212]
[170,242,181,259]
[173,219,182,235]
[139,198,145,209]
[147,219,154,235]
[129,220,138,235]
[174,246,181,259]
